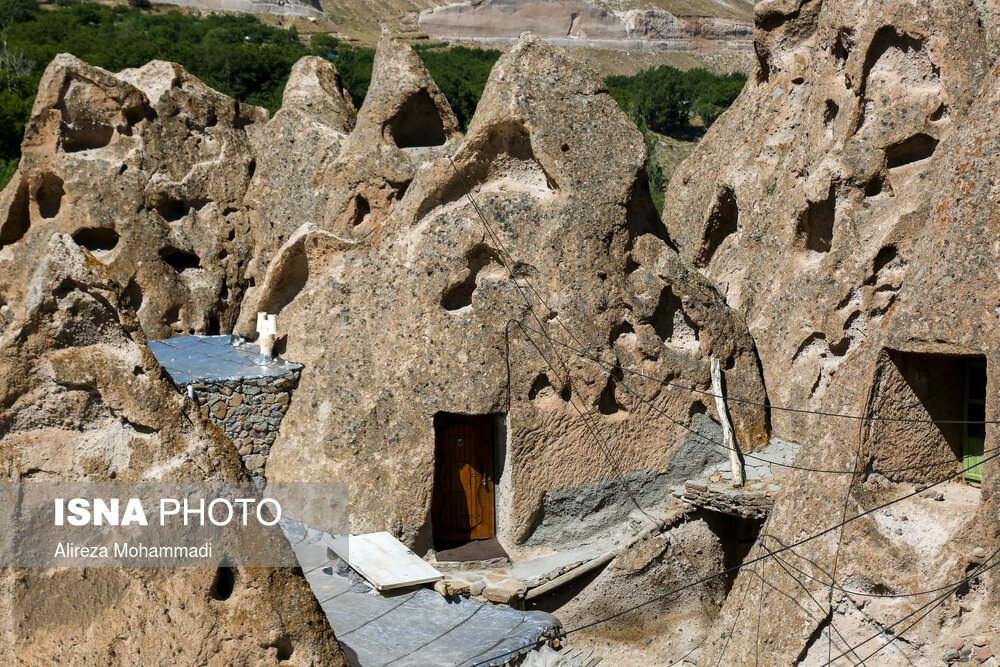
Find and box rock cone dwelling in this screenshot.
[1,3,1000,665]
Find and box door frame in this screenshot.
[962,358,986,483]
[432,413,496,543]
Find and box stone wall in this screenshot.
[676,481,778,520]
[186,371,299,484]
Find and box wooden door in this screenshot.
[433,415,495,541]
[963,359,986,483]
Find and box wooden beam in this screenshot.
[711,356,744,487]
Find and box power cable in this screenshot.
[445,157,657,521]
[714,541,760,667]
[444,157,996,666]
[822,546,1000,666]
[469,449,999,666]
[759,537,862,665]
[518,321,998,476]
[516,323,1000,426]
[764,545,992,599]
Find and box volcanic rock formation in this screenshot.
[662,0,1000,662]
[237,33,767,557]
[0,234,344,665]
[0,54,266,340]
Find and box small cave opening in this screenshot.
[597,368,627,416]
[125,279,143,313]
[795,184,836,254]
[823,100,839,132]
[351,194,371,227]
[864,174,885,198]
[61,120,113,153]
[0,178,31,248]
[159,247,202,273]
[269,636,294,661]
[885,133,939,170]
[209,566,237,601]
[155,197,190,223]
[867,245,898,284]
[696,186,739,267]
[36,173,64,219]
[385,89,448,149]
[207,316,221,335]
[703,511,765,589]
[528,373,553,401]
[72,227,120,254]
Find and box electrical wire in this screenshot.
[445,156,655,519]
[515,322,999,425]
[469,450,1000,666]
[758,538,862,665]
[763,545,991,599]
[821,546,1000,665]
[714,542,760,667]
[444,157,997,667]
[517,321,998,476]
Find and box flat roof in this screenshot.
[148,334,302,386]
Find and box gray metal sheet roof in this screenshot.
[148,334,303,385]
[281,519,561,667]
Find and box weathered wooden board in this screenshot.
[332,531,443,590]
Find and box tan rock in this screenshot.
[244,56,356,286]
[0,55,266,340]
[483,583,525,604]
[241,34,766,553]
[661,0,1000,663]
[0,235,345,665]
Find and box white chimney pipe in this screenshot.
[257,312,278,360]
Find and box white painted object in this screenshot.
[330,531,442,591]
[711,356,745,487]
[256,312,278,360]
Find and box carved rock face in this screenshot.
[665,1,1000,663]
[0,235,344,665]
[238,34,766,551]
[664,0,987,439]
[0,55,266,340]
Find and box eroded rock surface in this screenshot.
[244,55,357,289]
[660,0,1000,663]
[0,235,344,665]
[240,34,766,553]
[0,54,266,340]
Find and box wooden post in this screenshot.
[711,356,744,487]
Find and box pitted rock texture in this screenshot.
[242,32,462,300]
[663,0,988,442]
[0,54,266,340]
[239,34,766,552]
[659,0,1000,663]
[0,235,344,666]
[244,56,356,287]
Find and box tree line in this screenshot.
[0,0,745,195]
[606,66,747,132]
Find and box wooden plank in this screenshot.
[711,356,744,487]
[330,531,443,591]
